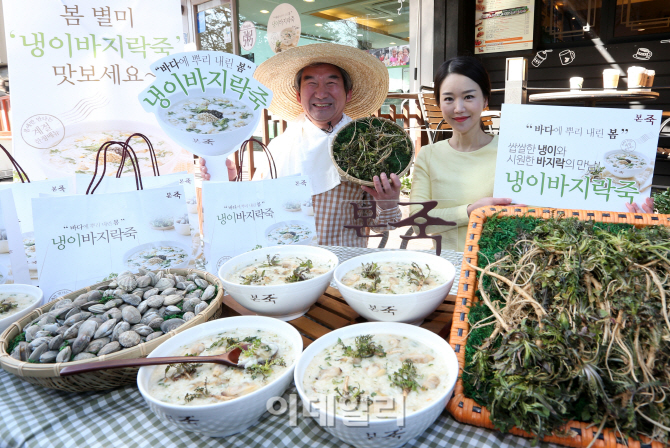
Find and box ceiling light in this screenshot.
[386,19,394,22]
[389,42,396,44]
[571,17,575,19]
[315,23,323,27]
[260,10,269,13]
[638,28,645,31]
[357,34,363,36]
[304,0,315,2]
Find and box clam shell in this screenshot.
[146,295,164,308]
[88,290,102,302]
[146,331,164,342]
[72,294,90,307]
[16,342,32,362]
[162,295,183,307]
[136,275,152,288]
[24,325,41,342]
[118,331,141,348]
[183,298,201,313]
[117,275,138,292]
[79,320,98,337]
[30,337,52,349]
[38,314,57,326]
[121,294,141,307]
[112,321,131,341]
[73,352,97,361]
[154,278,175,291]
[87,304,107,314]
[165,305,181,314]
[122,306,141,324]
[28,343,48,362]
[35,330,52,339]
[159,287,177,296]
[137,301,149,315]
[40,350,59,363]
[64,307,83,321]
[184,282,197,293]
[194,278,209,289]
[53,299,73,310]
[186,290,203,299]
[175,282,186,290]
[148,317,164,330]
[160,318,185,334]
[194,302,208,315]
[105,308,122,320]
[94,318,118,339]
[147,272,158,286]
[56,325,71,336]
[107,281,118,289]
[85,337,110,354]
[104,299,123,310]
[201,285,216,301]
[140,312,159,325]
[175,275,186,283]
[183,312,195,322]
[113,288,126,298]
[138,268,149,275]
[134,325,153,337]
[187,273,200,282]
[48,334,64,351]
[56,346,72,363]
[143,288,159,299]
[98,341,121,356]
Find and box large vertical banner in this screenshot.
[3,1,191,180]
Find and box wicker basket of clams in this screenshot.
[0,268,223,392]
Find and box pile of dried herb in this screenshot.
[331,117,412,183]
[463,214,670,445]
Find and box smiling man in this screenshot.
[201,43,402,247]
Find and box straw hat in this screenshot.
[253,43,389,122]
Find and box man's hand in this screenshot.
[360,173,401,210]
[625,196,654,214]
[198,157,237,182]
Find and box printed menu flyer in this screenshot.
[475,0,534,54]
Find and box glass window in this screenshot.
[540,0,602,44]
[195,0,234,53]
[236,0,411,94]
[613,0,670,38]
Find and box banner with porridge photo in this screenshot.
[201,176,315,275]
[0,185,33,286]
[493,104,662,212]
[2,0,192,180]
[32,185,197,303]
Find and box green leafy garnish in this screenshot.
[285,259,313,283]
[260,254,280,267]
[240,269,265,285]
[337,335,386,360]
[246,357,286,380]
[389,360,425,395]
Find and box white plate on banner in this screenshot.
[123,240,191,272]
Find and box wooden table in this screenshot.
[528,89,659,107]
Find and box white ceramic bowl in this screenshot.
[265,220,316,246]
[0,239,8,254]
[123,240,191,272]
[603,149,649,178]
[0,285,43,335]
[218,246,338,321]
[294,322,459,448]
[155,88,262,158]
[333,251,455,325]
[137,316,303,438]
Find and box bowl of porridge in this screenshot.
[295,322,459,448]
[0,285,43,335]
[154,89,263,158]
[334,251,456,325]
[124,241,191,273]
[137,315,303,438]
[218,245,338,320]
[265,220,315,246]
[603,150,649,178]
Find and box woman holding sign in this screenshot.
[410,56,652,251]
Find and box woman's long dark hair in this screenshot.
[433,56,491,105]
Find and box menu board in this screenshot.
[475,0,534,54]
[493,104,662,212]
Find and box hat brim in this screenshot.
[253,43,390,122]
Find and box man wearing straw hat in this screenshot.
[201,43,402,247]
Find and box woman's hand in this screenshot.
[466,197,514,216]
[360,173,401,210]
[198,157,237,182]
[625,196,654,214]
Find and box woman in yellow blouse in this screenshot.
[409,56,512,251]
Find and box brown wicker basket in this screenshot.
[329,116,414,187]
[0,268,224,393]
[448,206,670,448]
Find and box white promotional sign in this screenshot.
[0,185,31,285]
[3,178,76,282]
[267,3,301,54]
[201,177,315,275]
[240,21,257,52]
[33,186,194,302]
[138,51,272,180]
[494,104,662,212]
[3,0,190,180]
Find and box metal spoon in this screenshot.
[59,345,248,376]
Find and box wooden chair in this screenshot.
[418,87,498,143]
[661,111,670,137]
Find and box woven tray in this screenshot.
[219,286,456,348]
[329,117,414,187]
[447,206,670,448]
[0,269,224,393]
